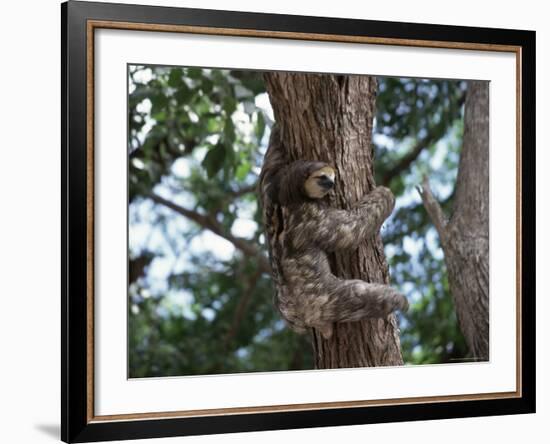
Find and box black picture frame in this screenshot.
[61,1,536,442]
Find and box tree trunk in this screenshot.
[419,81,489,360]
[264,72,403,368]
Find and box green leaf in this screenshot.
[202,78,214,94]
[224,141,236,167]
[201,143,226,178]
[152,111,166,122]
[206,116,222,133]
[224,118,236,144]
[255,112,266,141]
[228,70,266,95]
[175,84,193,104]
[235,161,251,181]
[168,68,183,87]
[187,67,203,79]
[150,94,168,114]
[222,96,237,116]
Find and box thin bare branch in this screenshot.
[228,183,258,197]
[380,91,466,187]
[416,176,448,242]
[381,134,437,186]
[223,267,263,350]
[147,192,271,274]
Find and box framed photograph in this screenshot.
[61,1,535,442]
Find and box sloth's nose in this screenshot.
[319,177,335,189]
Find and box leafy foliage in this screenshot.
[128,66,470,377]
[375,77,469,364]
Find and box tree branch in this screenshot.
[380,91,466,187]
[416,176,448,242]
[380,133,437,186]
[147,192,271,274]
[223,267,262,351]
[227,183,258,198]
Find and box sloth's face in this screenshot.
[304,165,336,199]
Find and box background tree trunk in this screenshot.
[419,80,489,360]
[264,72,404,368]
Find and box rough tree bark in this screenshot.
[419,81,489,360]
[264,72,403,368]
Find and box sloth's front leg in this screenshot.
[294,186,396,253]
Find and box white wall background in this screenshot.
[0,0,546,443]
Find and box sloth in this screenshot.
[259,127,408,339]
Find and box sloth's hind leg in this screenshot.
[338,280,409,320]
[308,280,408,339]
